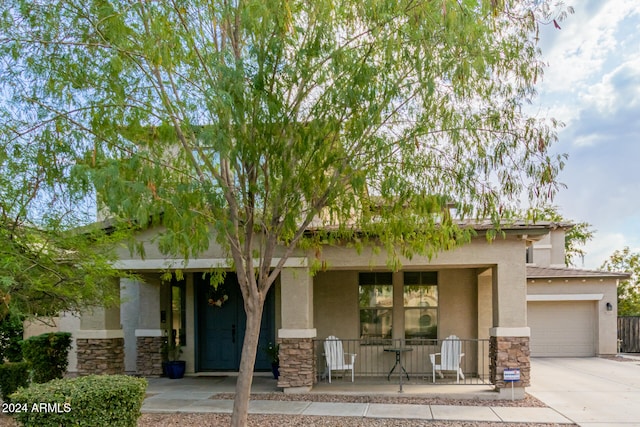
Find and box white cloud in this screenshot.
[539,0,639,94]
[580,232,627,269]
[582,58,640,114]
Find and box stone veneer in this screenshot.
[136,336,164,376]
[277,338,315,389]
[76,338,125,375]
[489,336,531,389]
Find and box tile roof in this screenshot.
[526,265,631,279]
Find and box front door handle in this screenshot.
[231,324,236,344]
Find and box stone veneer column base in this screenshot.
[76,338,125,375]
[277,337,315,391]
[489,335,531,391]
[136,336,164,376]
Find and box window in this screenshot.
[172,280,186,346]
[404,272,438,339]
[358,272,393,339]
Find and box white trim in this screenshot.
[135,329,164,337]
[489,327,530,337]
[278,328,317,339]
[527,294,604,302]
[533,244,552,249]
[75,329,124,339]
[113,257,309,271]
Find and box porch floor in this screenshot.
[146,373,497,400]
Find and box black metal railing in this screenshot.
[314,337,490,385]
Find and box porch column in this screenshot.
[134,277,164,376]
[477,269,492,381]
[76,279,124,375]
[277,266,316,393]
[489,263,530,399]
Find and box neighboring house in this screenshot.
[24,220,628,398]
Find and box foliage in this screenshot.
[163,340,183,362]
[528,205,595,267]
[0,3,126,322]
[9,374,147,427]
[20,332,72,383]
[601,247,640,316]
[0,1,571,424]
[0,362,30,402]
[263,342,280,364]
[0,313,24,362]
[0,214,126,322]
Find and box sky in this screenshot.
[532,0,640,269]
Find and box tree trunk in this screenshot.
[230,295,265,427]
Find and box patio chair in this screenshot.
[323,335,357,383]
[429,335,465,383]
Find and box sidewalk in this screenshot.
[142,376,574,424]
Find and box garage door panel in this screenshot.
[528,301,595,357]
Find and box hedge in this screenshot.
[21,332,72,383]
[0,314,24,362]
[0,362,30,402]
[10,375,147,427]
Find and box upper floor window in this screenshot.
[404,271,438,340]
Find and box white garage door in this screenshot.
[528,301,596,357]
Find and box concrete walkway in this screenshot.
[142,375,574,424]
[528,356,640,427]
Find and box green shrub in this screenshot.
[0,362,30,402]
[0,314,24,362]
[10,374,147,427]
[21,332,72,383]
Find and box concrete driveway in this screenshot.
[528,357,640,426]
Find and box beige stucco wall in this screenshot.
[314,268,482,342]
[530,229,566,268]
[315,236,527,329]
[438,269,477,339]
[314,271,359,340]
[527,278,618,354]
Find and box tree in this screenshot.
[0,100,123,322]
[1,1,570,424]
[601,248,640,316]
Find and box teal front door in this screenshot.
[196,273,275,371]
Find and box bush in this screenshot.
[21,332,72,383]
[9,374,147,427]
[0,362,30,402]
[0,314,24,362]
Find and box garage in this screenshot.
[527,300,596,357]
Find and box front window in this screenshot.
[404,272,438,339]
[358,272,393,339]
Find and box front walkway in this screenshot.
[142,375,573,424]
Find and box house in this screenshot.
[24,220,627,398]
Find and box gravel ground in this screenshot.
[211,392,548,407]
[138,413,573,426]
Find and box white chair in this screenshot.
[323,335,357,383]
[430,335,465,383]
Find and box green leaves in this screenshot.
[1,0,569,300]
[601,248,640,316]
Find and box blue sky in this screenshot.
[532,0,640,268]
